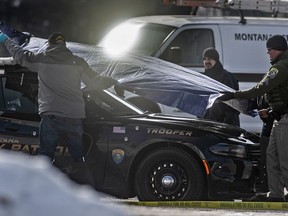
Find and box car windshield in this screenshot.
[0,66,144,118]
[0,71,38,114]
[85,89,145,117]
[98,21,175,56]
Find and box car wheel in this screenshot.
[134,148,206,201]
[127,97,161,113]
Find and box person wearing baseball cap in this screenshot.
[47,32,66,44]
[219,35,288,202]
[201,47,240,127]
[0,31,118,186]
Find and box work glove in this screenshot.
[0,32,9,43]
[217,92,235,101]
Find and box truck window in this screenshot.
[160,29,214,67]
[98,22,175,56]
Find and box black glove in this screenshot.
[217,92,235,101]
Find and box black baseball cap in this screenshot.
[48,32,65,44]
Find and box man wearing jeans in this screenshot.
[0,32,117,185]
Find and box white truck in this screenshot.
[98,1,288,133]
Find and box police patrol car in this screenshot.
[0,57,261,201]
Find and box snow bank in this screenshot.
[0,150,127,216]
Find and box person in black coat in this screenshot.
[202,47,240,126]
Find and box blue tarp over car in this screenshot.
[0,23,252,117]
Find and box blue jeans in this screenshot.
[39,115,84,160]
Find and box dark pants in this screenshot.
[39,115,84,160]
[257,118,274,192]
[267,114,288,199]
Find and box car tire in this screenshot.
[134,147,206,201]
[127,97,161,113]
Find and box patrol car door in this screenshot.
[0,71,40,155]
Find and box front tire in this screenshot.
[134,147,206,201]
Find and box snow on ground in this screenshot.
[0,150,127,216]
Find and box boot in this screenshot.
[244,192,268,201]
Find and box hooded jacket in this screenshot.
[4,39,113,118]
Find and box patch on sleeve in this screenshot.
[268,67,279,79]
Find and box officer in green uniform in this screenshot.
[219,35,288,202]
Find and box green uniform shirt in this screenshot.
[235,51,288,113]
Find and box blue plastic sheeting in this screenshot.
[0,23,251,117]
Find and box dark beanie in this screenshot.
[48,32,65,44]
[266,35,287,51]
[202,47,219,62]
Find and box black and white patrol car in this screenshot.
[0,59,261,201]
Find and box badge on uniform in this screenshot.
[268,67,278,79]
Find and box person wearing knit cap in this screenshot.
[219,35,288,202]
[202,47,240,127]
[266,34,288,52]
[203,47,220,64]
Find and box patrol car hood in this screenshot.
[141,113,258,140]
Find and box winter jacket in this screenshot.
[203,61,240,126]
[235,51,288,114]
[4,39,115,118]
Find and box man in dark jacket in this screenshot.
[0,32,118,186]
[219,35,288,202]
[202,47,240,126]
